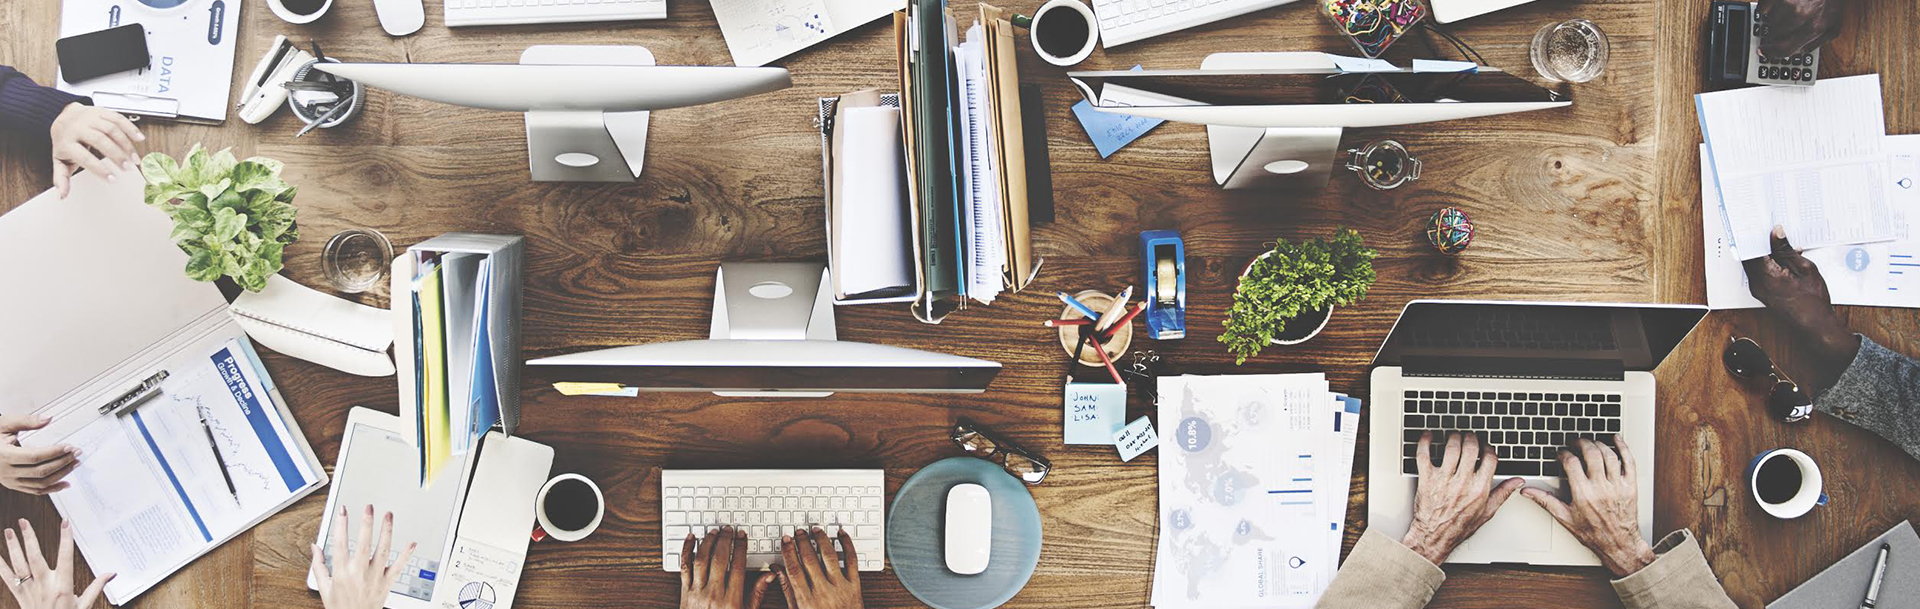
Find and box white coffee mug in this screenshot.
[266,0,333,24]
[1028,0,1099,67]
[533,473,605,542]
[1746,448,1828,519]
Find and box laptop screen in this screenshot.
[1371,301,1707,375]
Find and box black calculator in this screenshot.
[1744,1,1819,86]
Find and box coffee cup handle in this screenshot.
[1817,493,1829,507]
[532,523,550,542]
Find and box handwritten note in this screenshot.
[1070,65,1165,158]
[1064,380,1126,444]
[1113,416,1158,462]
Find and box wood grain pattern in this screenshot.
[1,0,1916,606]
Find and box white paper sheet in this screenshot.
[1152,373,1335,609]
[833,106,915,297]
[957,27,1005,304]
[709,0,902,67]
[1698,75,1894,259]
[1703,136,1920,310]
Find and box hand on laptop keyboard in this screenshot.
[312,505,418,609]
[1521,436,1658,578]
[679,526,779,609]
[773,527,865,609]
[1401,431,1527,565]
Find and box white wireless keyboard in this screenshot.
[1092,0,1299,47]
[444,0,665,27]
[661,469,887,572]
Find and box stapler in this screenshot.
[1140,230,1186,340]
[237,36,313,125]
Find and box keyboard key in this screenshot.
[1405,415,1423,428]
[1404,430,1424,443]
[1575,394,1589,402]
[1607,419,1620,432]
[1525,403,1540,415]
[1498,392,1513,400]
[1517,418,1531,430]
[1467,391,1481,399]
[1501,417,1515,430]
[1440,415,1455,428]
[1494,461,1540,476]
[1585,403,1599,417]
[1403,458,1419,474]
[1544,393,1559,401]
[1420,390,1435,398]
[1451,391,1465,399]
[1555,403,1569,416]
[1544,461,1564,477]
[1601,403,1621,417]
[1405,390,1418,398]
[1417,400,1433,413]
[1427,415,1441,428]
[1529,393,1544,401]
[1577,419,1591,431]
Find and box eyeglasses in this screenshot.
[1723,337,1813,423]
[951,419,1051,485]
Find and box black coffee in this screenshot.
[1035,7,1090,59]
[543,479,600,531]
[281,0,327,15]
[1755,455,1802,504]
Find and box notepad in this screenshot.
[1064,379,1126,444]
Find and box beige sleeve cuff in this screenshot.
[1609,530,1739,609]
[1315,530,1447,609]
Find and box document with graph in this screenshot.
[27,338,323,604]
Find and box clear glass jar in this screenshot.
[1530,19,1610,83]
[322,229,393,293]
[1343,139,1422,190]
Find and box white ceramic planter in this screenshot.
[1238,251,1334,346]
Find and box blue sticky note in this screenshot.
[1064,380,1127,444]
[1071,65,1165,158]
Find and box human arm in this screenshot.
[1316,432,1523,609]
[309,505,417,609]
[1744,227,1920,461]
[0,519,113,609]
[680,527,777,609]
[1522,437,1737,609]
[1756,0,1849,57]
[0,415,81,495]
[0,65,144,197]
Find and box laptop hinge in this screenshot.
[1402,356,1625,381]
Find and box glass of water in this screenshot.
[1530,19,1610,83]
[322,228,393,293]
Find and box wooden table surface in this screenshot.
[4,0,1919,606]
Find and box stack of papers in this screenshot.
[954,24,1008,304]
[412,252,501,483]
[1151,373,1361,609]
[1698,75,1895,261]
[1703,135,1920,309]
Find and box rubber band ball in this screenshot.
[1425,206,1474,255]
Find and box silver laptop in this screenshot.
[1430,0,1537,23]
[1366,300,1707,565]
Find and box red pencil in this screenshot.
[1088,331,1126,385]
[1098,303,1145,340]
[1046,318,1093,328]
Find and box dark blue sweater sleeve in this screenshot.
[0,65,88,138]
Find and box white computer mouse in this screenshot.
[944,483,992,575]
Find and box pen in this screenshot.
[197,405,241,503]
[1057,291,1102,320]
[1094,286,1133,331]
[1046,318,1092,328]
[1862,542,1888,609]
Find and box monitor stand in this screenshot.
[707,262,837,397]
[521,45,652,182]
[1203,52,1345,190]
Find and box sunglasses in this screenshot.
[1723,337,1813,423]
[951,419,1051,485]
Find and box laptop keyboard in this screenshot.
[1400,389,1622,477]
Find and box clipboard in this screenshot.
[56,0,242,123]
[0,171,326,605]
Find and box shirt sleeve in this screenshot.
[1610,530,1738,609]
[1815,335,1920,461]
[1315,529,1447,609]
[0,65,88,138]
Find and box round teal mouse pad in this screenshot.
[886,457,1043,609]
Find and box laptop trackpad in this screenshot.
[1456,495,1554,556]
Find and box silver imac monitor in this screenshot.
[527,263,1001,397]
[1066,52,1570,189]
[315,45,792,183]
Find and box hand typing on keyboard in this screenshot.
[773,527,865,609]
[1521,436,1658,578]
[680,527,779,609]
[310,505,418,609]
[1400,432,1526,565]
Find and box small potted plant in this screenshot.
[1220,229,1377,364]
[140,145,300,293]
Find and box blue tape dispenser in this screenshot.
[1140,230,1186,340]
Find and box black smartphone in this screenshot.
[56,24,149,84]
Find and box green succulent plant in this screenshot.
[1220,229,1377,364]
[140,145,299,292]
